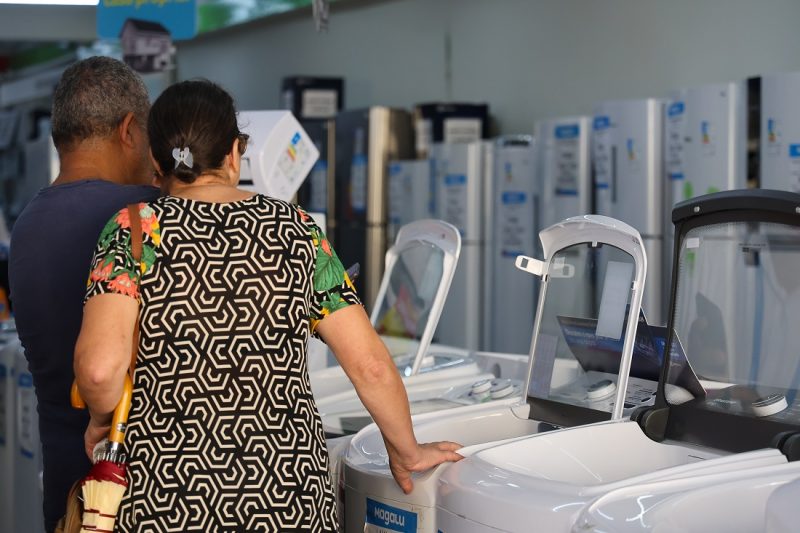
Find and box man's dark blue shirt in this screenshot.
[9,179,159,532]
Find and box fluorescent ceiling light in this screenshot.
[0,0,99,5]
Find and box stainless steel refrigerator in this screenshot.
[334,108,413,310]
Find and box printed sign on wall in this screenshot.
[98,0,196,41]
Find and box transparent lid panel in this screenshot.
[527,242,643,413]
[670,221,800,421]
[373,242,444,359]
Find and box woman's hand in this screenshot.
[387,441,464,494]
[84,418,110,461]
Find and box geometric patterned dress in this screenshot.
[85,194,360,532]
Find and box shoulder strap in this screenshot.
[126,204,143,377]
[128,203,143,264]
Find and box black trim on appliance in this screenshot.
[528,397,612,428]
[672,188,800,225]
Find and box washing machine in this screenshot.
[573,458,800,532]
[435,189,800,533]
[13,339,44,533]
[310,217,460,400]
[0,334,20,533]
[312,218,509,437]
[324,350,531,512]
[766,475,800,532]
[342,213,653,532]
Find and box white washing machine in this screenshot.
[435,189,800,533]
[309,216,462,398]
[310,218,468,430]
[574,458,800,532]
[766,475,800,532]
[311,221,532,437]
[310,219,516,437]
[325,352,528,522]
[0,333,20,533]
[13,339,44,533]
[341,213,653,532]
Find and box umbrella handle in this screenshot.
[70,380,86,409]
[109,374,133,445]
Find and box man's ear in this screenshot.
[117,112,138,150]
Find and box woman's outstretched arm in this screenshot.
[316,304,463,494]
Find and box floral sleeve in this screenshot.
[296,206,361,336]
[85,203,161,302]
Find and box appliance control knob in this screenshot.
[490,380,515,399]
[471,379,492,395]
[752,394,788,417]
[587,379,616,400]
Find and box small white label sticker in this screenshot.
[443,118,482,144]
[686,237,700,249]
[415,119,433,155]
[301,89,338,119]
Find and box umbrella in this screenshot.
[71,374,133,532]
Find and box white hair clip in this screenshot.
[172,147,194,169]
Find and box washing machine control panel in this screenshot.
[405,379,524,415]
[443,378,523,405]
[548,372,657,414]
[701,389,798,420]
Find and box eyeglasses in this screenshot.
[237,133,249,155]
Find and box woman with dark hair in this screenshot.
[73,80,461,531]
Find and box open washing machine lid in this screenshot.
[369,219,461,377]
[640,189,800,454]
[514,214,654,428]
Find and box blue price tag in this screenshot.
[501,191,527,205]
[554,124,580,139]
[668,101,685,117]
[444,174,467,186]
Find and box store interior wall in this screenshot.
[0,4,95,42]
[174,0,800,134]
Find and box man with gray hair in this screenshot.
[9,56,159,532]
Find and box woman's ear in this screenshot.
[149,150,164,177]
[228,137,241,176]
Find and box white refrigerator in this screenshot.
[760,71,800,192]
[663,82,748,312]
[431,142,492,351]
[534,116,592,231]
[487,136,538,354]
[592,99,664,324]
[386,159,432,244]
